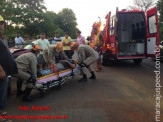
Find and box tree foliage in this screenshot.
[157,0,163,22]
[24,11,58,38]
[159,23,163,41]
[128,0,154,12]
[0,0,78,39]
[157,0,163,41]
[0,0,46,26]
[0,0,46,38]
[58,8,78,38]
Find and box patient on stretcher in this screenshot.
[38,59,78,77]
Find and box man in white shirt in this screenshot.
[35,33,50,70]
[52,32,62,44]
[15,33,24,48]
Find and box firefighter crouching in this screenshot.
[12,45,41,102]
[43,42,68,67]
[72,42,98,82]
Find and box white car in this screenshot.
[24,40,37,49]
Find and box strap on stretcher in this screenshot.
[51,64,61,86]
[51,64,59,78]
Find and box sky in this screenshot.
[44,0,133,37]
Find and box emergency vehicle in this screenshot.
[90,7,159,65]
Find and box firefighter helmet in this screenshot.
[72,42,78,49]
[32,44,41,51]
[55,42,63,51]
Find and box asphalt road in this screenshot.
[4,58,163,122]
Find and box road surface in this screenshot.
[4,58,163,122]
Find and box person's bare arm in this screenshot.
[83,40,85,45]
[61,39,66,46]
[60,60,76,69]
[0,65,6,79]
[62,42,67,46]
[64,41,72,46]
[68,41,72,46]
[83,37,85,45]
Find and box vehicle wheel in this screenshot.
[133,59,142,65]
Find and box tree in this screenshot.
[157,0,163,21]
[55,28,64,37]
[26,11,58,38]
[0,1,79,39]
[159,23,163,41]
[0,0,46,37]
[157,0,163,41]
[57,8,78,38]
[128,0,154,12]
[0,0,46,26]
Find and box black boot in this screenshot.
[89,71,96,80]
[79,74,87,82]
[16,79,23,96]
[23,87,34,102]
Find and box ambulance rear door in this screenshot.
[146,6,159,57]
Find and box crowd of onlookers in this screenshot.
[2,29,86,49]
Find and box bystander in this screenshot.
[0,15,17,122]
[61,32,72,59]
[15,33,24,48]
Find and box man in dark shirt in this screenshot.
[0,15,17,114]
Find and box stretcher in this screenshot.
[35,66,81,96]
[9,48,82,96]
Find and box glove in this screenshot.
[79,63,85,67]
[79,62,88,68]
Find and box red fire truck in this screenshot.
[90,7,159,65]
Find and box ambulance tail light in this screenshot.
[106,44,111,50]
